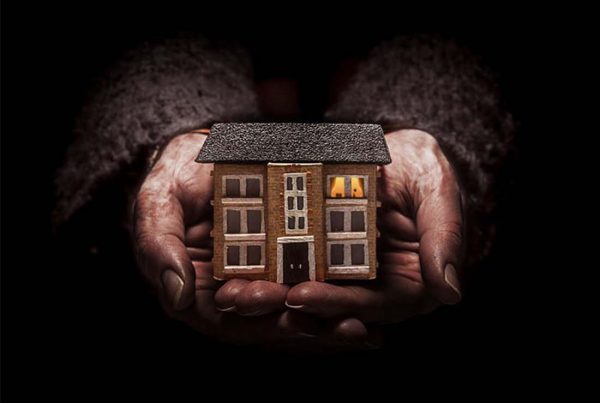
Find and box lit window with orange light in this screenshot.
[350,177,365,198]
[328,175,367,198]
[329,177,346,198]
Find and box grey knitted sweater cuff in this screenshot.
[326,35,515,261]
[55,36,260,222]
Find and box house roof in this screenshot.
[195,123,391,164]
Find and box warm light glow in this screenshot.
[330,177,346,198]
[329,176,366,198]
[351,176,365,198]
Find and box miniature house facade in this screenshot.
[196,123,391,283]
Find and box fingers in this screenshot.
[135,188,195,311]
[214,280,289,316]
[416,171,464,305]
[178,289,321,344]
[214,279,249,311]
[285,281,384,321]
[183,290,377,348]
[173,280,381,349]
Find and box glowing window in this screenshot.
[328,175,367,198]
[330,177,346,198]
[350,177,365,198]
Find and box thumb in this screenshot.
[134,189,195,311]
[419,227,463,305]
[416,176,464,305]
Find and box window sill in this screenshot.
[224,233,266,241]
[277,235,315,243]
[327,266,370,274]
[224,265,266,271]
[325,199,368,205]
[222,198,263,205]
[326,232,367,240]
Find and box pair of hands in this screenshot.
[134,129,464,349]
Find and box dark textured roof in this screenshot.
[196,123,391,164]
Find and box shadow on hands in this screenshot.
[286,129,464,328]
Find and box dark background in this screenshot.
[3,3,561,393]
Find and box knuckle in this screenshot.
[295,283,323,304]
[215,286,241,306]
[240,283,270,306]
[438,226,464,247]
[219,279,248,295]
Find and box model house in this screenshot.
[196,123,391,283]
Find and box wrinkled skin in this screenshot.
[134,129,464,349]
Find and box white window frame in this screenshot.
[326,174,368,199]
[325,206,367,236]
[326,239,369,273]
[284,173,308,235]
[222,175,264,198]
[223,207,265,238]
[224,242,266,270]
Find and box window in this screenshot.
[351,211,365,232]
[246,178,261,197]
[326,208,367,233]
[328,241,368,267]
[223,175,263,197]
[225,179,240,197]
[227,245,240,265]
[326,203,368,272]
[247,210,262,233]
[246,245,262,265]
[284,173,308,234]
[226,210,241,233]
[222,174,265,271]
[327,175,367,198]
[330,211,344,232]
[225,243,265,268]
[330,244,344,265]
[224,208,264,234]
[351,244,365,265]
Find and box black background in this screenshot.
[3,2,562,394]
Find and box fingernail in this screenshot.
[443,264,462,304]
[216,306,237,312]
[161,270,184,309]
[285,301,305,309]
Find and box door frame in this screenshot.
[276,236,315,283]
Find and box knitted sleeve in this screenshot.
[55,35,260,222]
[326,35,515,261]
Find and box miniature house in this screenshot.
[196,123,391,283]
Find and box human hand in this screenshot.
[134,133,372,346]
[286,129,464,325]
